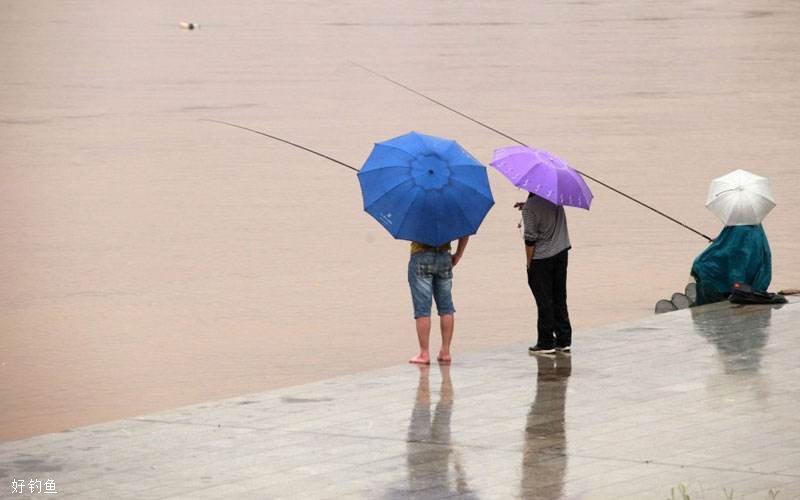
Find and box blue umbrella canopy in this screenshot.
[357,131,494,247]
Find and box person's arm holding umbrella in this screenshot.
[451,236,469,267]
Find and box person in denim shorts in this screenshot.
[408,236,470,365]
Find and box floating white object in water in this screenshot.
[179,22,199,30]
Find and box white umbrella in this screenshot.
[705,169,775,226]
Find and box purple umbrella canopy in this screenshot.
[490,145,593,209]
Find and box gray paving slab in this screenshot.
[1,299,799,499]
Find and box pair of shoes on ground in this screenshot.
[528,345,570,355]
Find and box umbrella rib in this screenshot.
[445,186,481,230]
[449,176,492,201]
[712,188,739,198]
[440,139,479,165]
[491,151,545,165]
[391,189,422,240]
[362,177,415,213]
[408,131,432,152]
[448,163,486,171]
[359,168,412,207]
[371,142,419,161]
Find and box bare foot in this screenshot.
[409,353,430,364]
[437,351,451,364]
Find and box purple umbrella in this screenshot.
[490,146,593,209]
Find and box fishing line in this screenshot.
[201,119,360,173]
[350,62,713,242]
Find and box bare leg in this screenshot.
[410,316,431,364]
[437,314,454,363]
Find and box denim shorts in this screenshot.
[408,251,455,319]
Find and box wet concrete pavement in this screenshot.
[1,299,798,499]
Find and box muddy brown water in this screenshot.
[1,0,799,441]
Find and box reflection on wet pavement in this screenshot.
[691,304,775,374]
[521,354,571,499]
[1,300,798,498]
[401,365,476,498]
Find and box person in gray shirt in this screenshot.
[515,192,572,354]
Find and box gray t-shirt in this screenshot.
[522,195,571,259]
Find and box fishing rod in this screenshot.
[201,119,359,173]
[350,62,713,242]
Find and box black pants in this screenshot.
[527,248,572,348]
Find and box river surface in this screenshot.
[1,0,799,441]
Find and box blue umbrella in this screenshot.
[357,131,494,246]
